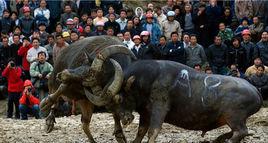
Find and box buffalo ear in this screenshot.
[124,76,135,92]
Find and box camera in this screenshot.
[10,62,15,67]
[27,88,32,93]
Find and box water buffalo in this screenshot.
[106,60,262,143]
[39,36,136,143]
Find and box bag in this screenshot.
[39,78,48,91]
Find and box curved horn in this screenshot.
[91,45,137,72]
[106,59,124,96]
[83,87,109,106]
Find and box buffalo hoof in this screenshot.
[45,112,56,133]
[40,96,54,113]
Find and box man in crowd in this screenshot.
[53,34,69,63]
[245,57,268,77]
[26,38,48,64]
[254,31,268,66]
[162,11,182,40]
[17,37,32,79]
[116,9,128,31]
[207,36,228,75]
[2,59,24,119]
[166,32,186,64]
[19,80,40,120]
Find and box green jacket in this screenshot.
[218,28,233,42]
[30,61,53,88]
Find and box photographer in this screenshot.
[19,80,40,120]
[2,59,24,119]
[227,64,245,78]
[30,51,53,102]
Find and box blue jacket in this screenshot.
[142,22,162,45]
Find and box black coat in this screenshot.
[104,20,121,35]
[227,46,247,72]
[165,41,186,64]
[207,44,228,67]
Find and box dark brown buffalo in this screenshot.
[40,36,136,143]
[103,60,262,143]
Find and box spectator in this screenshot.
[162,11,182,40]
[86,17,95,32]
[166,32,186,64]
[26,38,48,64]
[44,35,54,64]
[142,13,162,45]
[33,0,50,26]
[79,13,89,28]
[254,31,268,65]
[227,64,244,78]
[70,30,79,43]
[61,0,78,14]
[65,18,76,33]
[123,31,134,49]
[227,37,247,72]
[30,51,53,103]
[122,20,139,37]
[8,26,24,45]
[73,17,83,34]
[219,7,233,28]
[0,36,10,66]
[126,8,134,20]
[83,25,95,37]
[53,34,69,63]
[217,22,234,45]
[206,0,223,44]
[19,6,34,37]
[17,37,32,79]
[249,16,264,43]
[184,4,195,34]
[234,17,249,37]
[60,4,77,27]
[235,0,253,20]
[2,59,24,119]
[241,29,255,67]
[104,13,120,36]
[194,64,202,72]
[182,33,190,48]
[10,34,22,66]
[116,32,124,42]
[207,36,228,75]
[18,0,33,17]
[0,9,13,35]
[245,57,268,77]
[155,35,168,60]
[93,8,108,26]
[116,9,128,31]
[104,5,119,19]
[192,4,209,48]
[38,22,49,46]
[132,16,142,35]
[205,66,213,74]
[248,65,268,100]
[162,0,174,15]
[94,21,106,36]
[10,11,19,26]
[154,6,166,28]
[51,23,63,39]
[19,80,40,120]
[106,27,115,36]
[185,34,207,68]
[173,5,185,30]
[0,0,7,19]
[62,31,71,44]
[131,35,144,59]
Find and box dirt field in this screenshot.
[0,99,267,143]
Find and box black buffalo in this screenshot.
[110,60,262,143]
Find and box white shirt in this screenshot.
[116,18,128,31]
[27,46,49,63]
[34,8,50,20]
[123,39,135,50]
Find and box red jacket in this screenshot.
[2,66,24,92]
[19,93,40,107]
[18,44,32,71]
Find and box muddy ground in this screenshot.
[0,99,267,143]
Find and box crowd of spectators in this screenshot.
[0,0,268,119]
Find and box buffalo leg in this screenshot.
[40,84,67,113]
[113,113,127,143]
[77,99,95,143]
[225,118,248,143]
[147,101,168,143]
[45,104,57,133]
[133,110,150,143]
